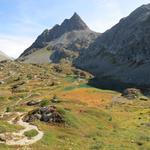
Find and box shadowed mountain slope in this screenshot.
[75,4,150,87]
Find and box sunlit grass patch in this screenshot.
[0,96,5,101]
[64,76,77,82]
[40,132,56,146]
[24,129,38,138]
[0,120,23,133]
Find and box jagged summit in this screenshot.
[72,12,80,18]
[20,13,91,57]
[59,12,89,31]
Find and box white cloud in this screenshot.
[0,35,34,58]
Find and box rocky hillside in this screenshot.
[19,13,99,64]
[75,4,150,87]
[0,51,11,62]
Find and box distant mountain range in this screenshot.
[0,51,11,62]
[19,3,150,86]
[19,13,99,64]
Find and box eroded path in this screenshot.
[0,112,44,146]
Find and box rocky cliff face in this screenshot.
[0,51,11,62]
[19,13,99,63]
[75,4,150,86]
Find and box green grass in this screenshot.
[40,100,50,107]
[24,129,38,138]
[6,107,12,112]
[65,76,77,82]
[63,86,76,91]
[57,107,80,128]
[41,132,56,146]
[0,96,5,101]
[0,120,23,133]
[78,83,91,88]
[63,83,91,91]
[0,62,150,150]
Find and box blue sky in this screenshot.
[0,0,150,58]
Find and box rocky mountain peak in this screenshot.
[60,12,89,31]
[19,13,91,57]
[72,12,80,18]
[71,12,86,25]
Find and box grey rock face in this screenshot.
[19,13,99,63]
[75,4,150,86]
[50,49,78,63]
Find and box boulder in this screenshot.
[122,88,142,99]
[23,106,64,124]
[27,100,41,106]
[51,96,60,103]
[0,80,4,84]
[0,134,6,142]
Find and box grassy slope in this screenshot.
[0,62,149,150]
[22,48,52,64]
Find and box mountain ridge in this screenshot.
[20,12,90,57]
[74,3,150,86]
[19,13,99,63]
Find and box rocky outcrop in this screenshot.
[122,88,142,99]
[19,13,99,64]
[75,4,150,87]
[23,106,64,124]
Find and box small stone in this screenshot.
[0,80,4,84]
[0,134,6,142]
[139,96,149,101]
[27,100,41,106]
